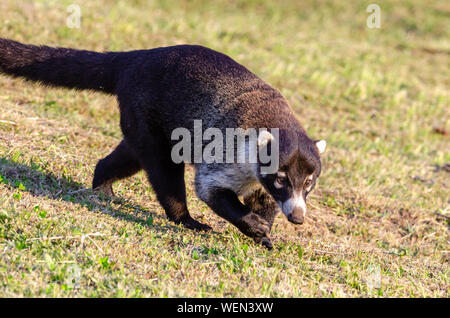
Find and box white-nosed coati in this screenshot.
[0,38,326,249]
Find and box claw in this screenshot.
[95,181,114,197]
[261,237,273,250]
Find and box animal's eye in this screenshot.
[304,179,312,188]
[274,175,287,188]
[276,176,286,184]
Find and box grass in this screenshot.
[0,0,448,297]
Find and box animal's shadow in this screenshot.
[0,157,208,236]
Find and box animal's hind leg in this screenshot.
[93,139,141,196]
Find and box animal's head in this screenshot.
[256,129,326,224]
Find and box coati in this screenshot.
[0,38,326,249]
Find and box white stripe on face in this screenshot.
[278,192,307,217]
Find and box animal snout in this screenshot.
[278,195,307,224]
[287,208,305,224]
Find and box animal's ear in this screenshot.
[316,140,326,154]
[258,130,274,148]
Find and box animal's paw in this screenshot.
[94,182,115,197]
[239,213,271,241]
[180,215,212,232]
[259,236,273,250]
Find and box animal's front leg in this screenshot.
[200,188,272,248]
[243,188,279,249]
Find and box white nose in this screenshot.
[278,194,307,224]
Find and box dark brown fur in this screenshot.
[0,39,323,248]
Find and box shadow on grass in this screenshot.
[0,157,209,236]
